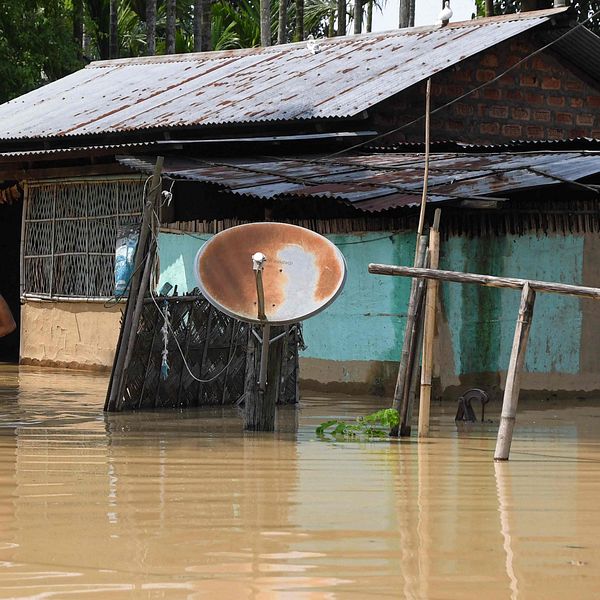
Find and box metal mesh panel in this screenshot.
[22,179,144,298]
[114,294,300,410]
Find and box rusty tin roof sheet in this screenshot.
[0,9,567,141]
[117,150,600,212]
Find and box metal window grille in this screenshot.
[22,178,145,299]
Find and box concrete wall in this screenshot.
[20,301,122,370]
[156,228,600,399]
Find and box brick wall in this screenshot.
[370,35,600,145]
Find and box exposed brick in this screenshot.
[502,124,522,138]
[526,125,544,138]
[533,109,551,122]
[481,53,499,68]
[476,69,496,82]
[506,55,521,67]
[444,84,465,97]
[480,122,500,135]
[454,102,474,116]
[446,120,463,131]
[541,77,561,90]
[556,112,573,125]
[531,56,551,72]
[570,129,587,138]
[547,96,565,107]
[520,74,538,87]
[570,98,584,109]
[483,88,502,101]
[588,96,600,108]
[512,107,530,120]
[506,89,523,101]
[592,129,600,138]
[525,92,544,105]
[576,113,595,126]
[453,67,472,82]
[565,80,584,92]
[547,128,564,140]
[489,105,509,119]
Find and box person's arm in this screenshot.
[0,295,16,337]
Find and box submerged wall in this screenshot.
[156,228,600,399]
[20,301,122,370]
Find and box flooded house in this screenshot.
[0,6,599,401]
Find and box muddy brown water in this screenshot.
[0,364,599,599]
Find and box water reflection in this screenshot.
[0,366,598,598]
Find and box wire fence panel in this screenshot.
[23,179,144,299]
[113,294,300,411]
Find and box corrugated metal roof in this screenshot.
[116,150,600,212]
[0,8,567,141]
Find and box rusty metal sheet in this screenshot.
[117,149,600,213]
[196,222,347,324]
[0,10,566,141]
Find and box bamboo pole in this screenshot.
[415,78,432,246]
[494,283,536,461]
[391,235,428,436]
[418,209,441,437]
[367,265,600,300]
[105,156,163,412]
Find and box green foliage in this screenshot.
[0,0,81,103]
[316,408,399,440]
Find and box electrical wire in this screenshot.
[146,201,244,384]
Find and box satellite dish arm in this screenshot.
[252,252,268,322]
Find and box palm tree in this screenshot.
[166,0,176,53]
[277,0,287,43]
[295,0,304,40]
[109,0,118,57]
[261,0,271,44]
[353,0,361,33]
[337,0,346,35]
[146,0,157,54]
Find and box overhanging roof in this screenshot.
[0,8,570,142]
[117,151,600,212]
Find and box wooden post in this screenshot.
[243,326,283,431]
[494,283,536,461]
[391,235,428,436]
[404,287,426,432]
[418,209,441,437]
[105,156,163,412]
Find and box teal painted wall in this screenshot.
[158,230,585,376]
[440,234,583,374]
[157,231,211,294]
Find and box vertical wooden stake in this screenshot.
[391,235,428,435]
[418,209,441,438]
[494,282,536,461]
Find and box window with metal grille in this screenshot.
[22,178,145,299]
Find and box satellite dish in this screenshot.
[195,222,347,325]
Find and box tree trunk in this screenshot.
[398,0,409,28]
[201,0,212,50]
[329,0,335,36]
[294,0,304,41]
[194,0,202,51]
[353,0,361,33]
[278,0,287,43]
[485,0,493,15]
[73,0,84,58]
[146,0,157,55]
[409,0,415,27]
[366,0,372,32]
[109,0,118,58]
[337,0,346,35]
[166,0,177,54]
[261,0,271,46]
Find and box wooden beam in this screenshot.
[368,264,600,300]
[418,209,441,438]
[494,283,536,461]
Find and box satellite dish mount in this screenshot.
[196,222,347,431]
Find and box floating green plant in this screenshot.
[316,408,400,440]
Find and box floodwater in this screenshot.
[0,366,599,599]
